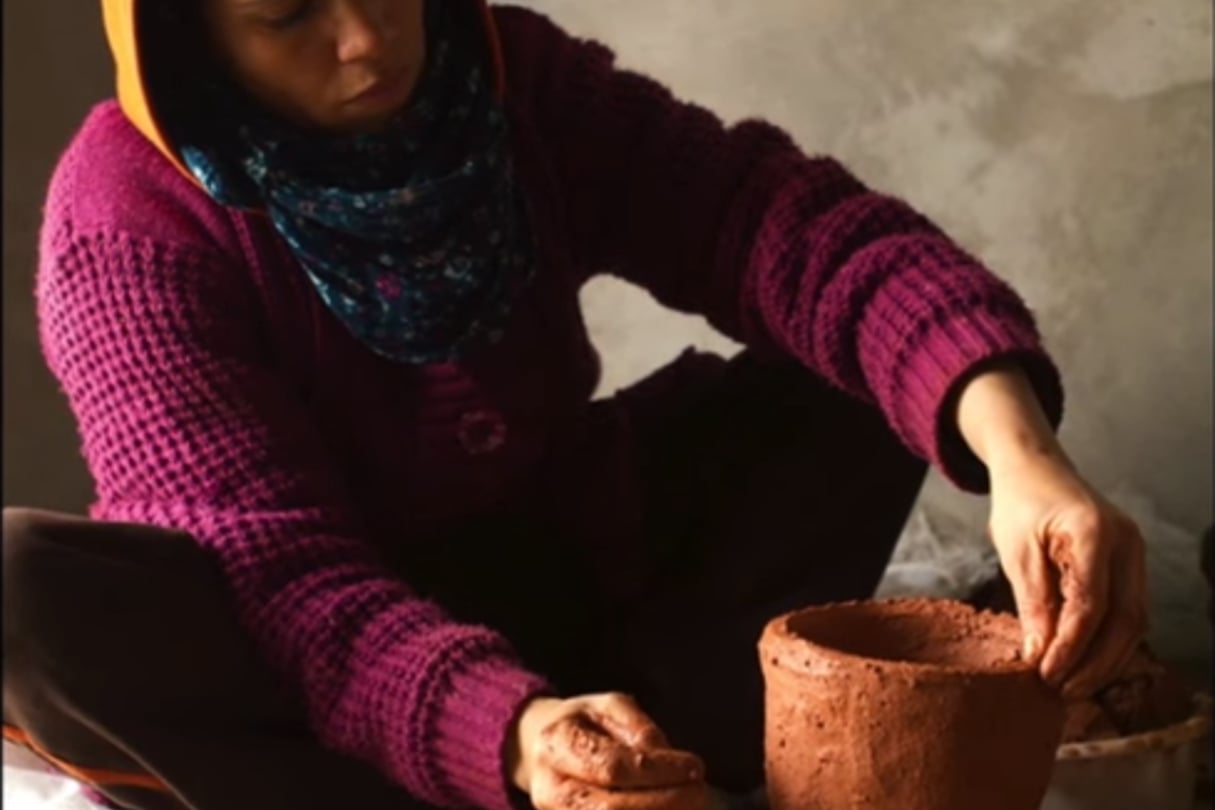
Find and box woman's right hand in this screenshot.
[506,692,709,810]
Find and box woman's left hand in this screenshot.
[987,454,1149,698]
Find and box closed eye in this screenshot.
[263,0,317,30]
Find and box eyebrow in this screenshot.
[233,0,287,10]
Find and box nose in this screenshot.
[332,0,392,63]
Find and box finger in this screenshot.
[1040,529,1111,686]
[532,770,709,810]
[588,693,670,750]
[999,533,1059,666]
[540,714,705,789]
[1062,541,1150,699]
[1058,603,1142,700]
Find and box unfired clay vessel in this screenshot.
[759,598,1063,810]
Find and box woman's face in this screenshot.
[202,0,428,133]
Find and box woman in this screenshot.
[3,1,1148,809]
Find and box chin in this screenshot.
[318,109,394,135]
[346,112,403,135]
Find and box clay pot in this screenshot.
[759,598,1063,810]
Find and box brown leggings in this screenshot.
[3,352,926,809]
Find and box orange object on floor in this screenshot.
[4,724,170,793]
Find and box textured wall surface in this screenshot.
[524,0,1213,671]
[526,0,1213,538]
[3,2,1211,663]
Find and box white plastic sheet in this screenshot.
[876,506,1001,601]
[2,743,102,810]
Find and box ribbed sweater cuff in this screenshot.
[885,308,1064,493]
[431,653,553,810]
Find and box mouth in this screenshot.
[347,67,411,106]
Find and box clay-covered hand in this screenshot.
[506,692,709,810]
[986,455,1148,698]
[956,365,1149,700]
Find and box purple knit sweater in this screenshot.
[37,7,1061,809]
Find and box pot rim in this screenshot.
[760,598,1037,679]
[1056,693,1212,761]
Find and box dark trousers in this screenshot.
[3,352,926,809]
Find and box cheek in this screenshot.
[242,44,336,116]
[393,1,427,64]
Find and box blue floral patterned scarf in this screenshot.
[178,2,535,364]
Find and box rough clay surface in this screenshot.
[760,598,1064,810]
[534,714,708,810]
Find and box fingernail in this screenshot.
[1023,634,1043,662]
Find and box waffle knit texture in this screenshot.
[36,7,1062,810]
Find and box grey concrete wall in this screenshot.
[546,0,1213,540]
[4,0,1211,544]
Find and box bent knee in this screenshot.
[3,508,202,640]
[3,508,82,613]
[3,509,88,705]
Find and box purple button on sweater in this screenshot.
[36,8,1061,810]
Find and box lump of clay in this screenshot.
[760,598,1063,810]
[1062,646,1194,743]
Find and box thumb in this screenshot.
[588,693,670,751]
[998,532,1060,665]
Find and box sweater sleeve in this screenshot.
[36,227,549,810]
[500,9,1063,491]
